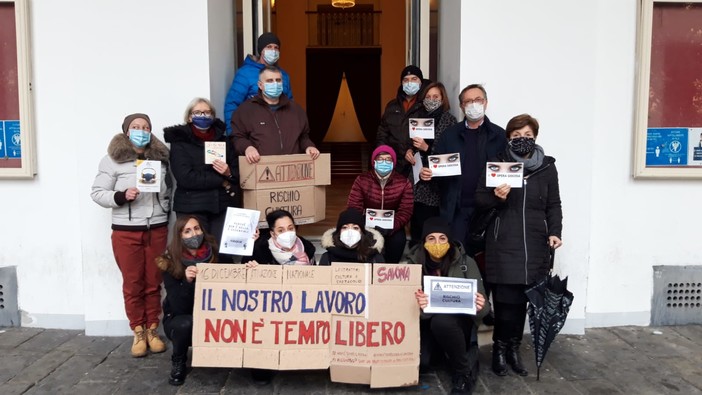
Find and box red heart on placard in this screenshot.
[411,127,415,130]
[433,164,438,168]
[491,173,496,177]
[369,217,374,220]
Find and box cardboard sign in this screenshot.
[427,153,461,177]
[409,118,435,139]
[135,160,161,192]
[243,185,326,227]
[192,263,421,388]
[239,153,331,190]
[205,142,226,164]
[422,276,477,315]
[485,162,524,188]
[365,209,394,230]
[219,208,260,256]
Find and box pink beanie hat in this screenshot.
[371,145,397,165]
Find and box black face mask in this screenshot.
[509,137,536,156]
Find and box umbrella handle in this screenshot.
[549,248,556,271]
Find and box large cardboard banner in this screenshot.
[192,263,421,388]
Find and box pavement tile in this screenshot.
[7,350,74,385]
[15,329,81,352]
[24,354,110,395]
[0,328,44,349]
[0,352,43,383]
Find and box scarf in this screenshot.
[181,243,213,266]
[190,124,215,142]
[268,236,311,265]
[510,144,545,171]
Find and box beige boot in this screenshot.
[131,325,147,358]
[146,323,167,353]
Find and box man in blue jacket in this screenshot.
[224,32,293,135]
[420,84,507,250]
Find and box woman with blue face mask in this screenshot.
[91,113,171,358]
[347,145,414,263]
[164,98,241,261]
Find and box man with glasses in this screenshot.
[420,84,506,251]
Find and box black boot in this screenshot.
[450,372,475,394]
[506,338,528,376]
[491,340,508,376]
[168,354,187,386]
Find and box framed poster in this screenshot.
[633,0,702,178]
[0,0,36,179]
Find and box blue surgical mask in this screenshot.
[192,115,214,130]
[262,49,280,65]
[374,161,393,177]
[402,81,421,96]
[128,129,151,148]
[263,82,283,99]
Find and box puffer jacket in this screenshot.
[91,133,171,230]
[318,227,385,265]
[406,241,489,321]
[231,94,315,156]
[164,119,240,214]
[223,55,293,134]
[474,149,563,285]
[347,171,414,233]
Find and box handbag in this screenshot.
[467,207,498,245]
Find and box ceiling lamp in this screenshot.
[332,0,355,9]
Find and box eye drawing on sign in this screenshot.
[488,163,523,173]
[429,153,459,164]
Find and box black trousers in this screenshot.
[383,230,407,263]
[492,301,528,342]
[420,314,477,375]
[409,202,440,248]
[164,314,193,357]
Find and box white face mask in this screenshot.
[464,102,485,122]
[263,49,280,65]
[275,231,297,249]
[340,229,362,248]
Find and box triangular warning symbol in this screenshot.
[259,166,275,181]
[433,282,442,291]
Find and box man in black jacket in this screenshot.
[420,84,507,250]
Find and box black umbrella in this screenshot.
[525,249,574,380]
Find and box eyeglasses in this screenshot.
[461,97,486,106]
[374,158,393,164]
[191,110,213,116]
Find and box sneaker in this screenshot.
[131,326,147,358]
[146,323,167,353]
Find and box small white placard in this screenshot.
[365,208,394,230]
[219,207,260,256]
[423,276,477,315]
[409,118,435,139]
[428,153,461,177]
[485,162,524,188]
[412,152,423,184]
[136,160,161,192]
[205,141,226,164]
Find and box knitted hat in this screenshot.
[122,113,152,134]
[336,208,365,233]
[421,217,452,242]
[257,32,281,54]
[371,145,397,165]
[400,65,423,82]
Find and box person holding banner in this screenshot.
[242,209,317,266]
[404,82,458,248]
[409,217,488,394]
[318,208,385,265]
[474,114,563,377]
[348,145,413,263]
[91,113,171,358]
[164,98,240,254]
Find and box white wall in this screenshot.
[2,0,232,335]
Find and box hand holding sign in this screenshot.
[485,162,524,188]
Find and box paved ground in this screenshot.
[1,325,701,394]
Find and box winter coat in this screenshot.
[318,227,385,265]
[376,83,430,176]
[155,246,216,320]
[223,55,293,134]
[474,150,563,285]
[413,109,458,207]
[231,94,315,156]
[241,232,316,265]
[433,116,507,220]
[347,171,414,234]
[91,133,171,230]
[406,241,490,321]
[164,119,241,214]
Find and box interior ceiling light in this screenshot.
[332,0,355,9]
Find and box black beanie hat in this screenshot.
[421,217,452,242]
[336,208,365,232]
[400,65,423,82]
[257,32,281,54]
[122,113,152,134]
